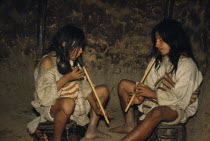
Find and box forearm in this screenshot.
[136,83,157,99]
[56,76,69,90]
[135,89,157,99]
[56,67,85,90]
[150,91,157,99]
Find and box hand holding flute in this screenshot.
[128,83,157,104]
[125,58,156,112]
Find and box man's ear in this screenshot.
[62,41,66,47]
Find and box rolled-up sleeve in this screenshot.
[34,64,60,106]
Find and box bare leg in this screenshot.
[85,85,111,139]
[121,106,178,141]
[50,98,75,141]
[109,79,137,133]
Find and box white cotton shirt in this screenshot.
[138,56,203,124]
[27,53,92,133]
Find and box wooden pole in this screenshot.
[36,0,47,62]
[164,0,175,19]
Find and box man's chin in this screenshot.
[159,51,167,55]
[70,58,76,61]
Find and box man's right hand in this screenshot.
[94,107,111,118]
[128,92,145,105]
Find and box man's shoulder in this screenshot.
[179,57,196,68]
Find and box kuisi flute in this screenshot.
[77,57,110,124]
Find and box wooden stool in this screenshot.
[147,123,186,141]
[135,108,186,141]
[33,120,87,141]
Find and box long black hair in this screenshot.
[151,19,196,73]
[45,25,86,74]
[45,25,86,61]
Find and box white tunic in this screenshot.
[27,53,92,133]
[138,56,203,124]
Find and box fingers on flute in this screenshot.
[100,110,111,119]
[128,96,142,105]
[127,91,144,105]
[127,97,135,105]
[128,92,134,95]
[137,83,147,87]
[95,107,110,117]
[133,91,141,94]
[78,71,85,77]
[76,70,85,78]
[105,110,111,118]
[72,66,79,70]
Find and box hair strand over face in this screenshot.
[45,25,86,62]
[44,25,86,75]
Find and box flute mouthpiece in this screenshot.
[77,56,84,67]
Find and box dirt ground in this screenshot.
[0,83,125,141]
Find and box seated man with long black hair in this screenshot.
[110,19,203,141]
[27,25,110,141]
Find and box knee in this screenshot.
[60,98,75,116]
[118,79,127,95]
[98,85,109,99]
[118,79,127,88]
[145,107,163,122]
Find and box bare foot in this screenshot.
[85,129,111,139]
[109,124,134,133]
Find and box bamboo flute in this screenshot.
[78,57,109,124]
[125,58,156,112]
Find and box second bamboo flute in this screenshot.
[82,67,109,124]
[125,58,156,112]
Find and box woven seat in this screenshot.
[33,120,87,141]
[146,123,186,141]
[135,110,186,141]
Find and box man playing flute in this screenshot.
[27,25,110,141]
[110,19,203,141]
